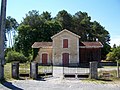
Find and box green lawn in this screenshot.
[4,63,52,80]
[4,63,31,80]
[19,63,30,74]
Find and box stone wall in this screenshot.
[52,31,79,65]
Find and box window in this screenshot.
[63,39,68,48]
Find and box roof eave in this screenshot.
[51,29,81,39]
[79,46,103,48]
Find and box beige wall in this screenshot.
[52,31,79,65]
[34,47,52,64]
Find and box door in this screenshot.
[42,53,48,65]
[62,53,69,66]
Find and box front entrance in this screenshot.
[62,53,69,66]
[42,53,48,65]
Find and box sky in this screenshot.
[4,0,120,47]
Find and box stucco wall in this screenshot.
[34,47,52,64]
[52,31,79,65]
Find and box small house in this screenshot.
[32,29,103,65]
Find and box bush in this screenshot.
[106,52,115,61]
[106,46,120,62]
[6,51,27,63]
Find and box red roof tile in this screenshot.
[80,42,103,48]
[32,42,52,48]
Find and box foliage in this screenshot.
[55,10,73,30]
[5,51,27,63]
[106,46,120,62]
[15,10,62,57]
[14,10,110,59]
[4,63,12,80]
[102,43,111,60]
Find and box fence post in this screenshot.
[117,61,120,78]
[0,63,4,80]
[12,61,19,79]
[89,61,98,79]
[30,62,38,79]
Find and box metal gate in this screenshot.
[37,63,53,78]
[63,63,90,79]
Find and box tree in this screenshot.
[41,11,52,21]
[106,46,120,62]
[72,11,91,41]
[91,21,110,44]
[6,16,19,47]
[55,10,73,30]
[5,50,27,63]
[15,10,111,60]
[15,10,62,57]
[113,44,117,48]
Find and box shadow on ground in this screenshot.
[97,79,112,81]
[1,80,23,90]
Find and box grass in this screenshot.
[19,63,30,74]
[4,63,12,81]
[98,70,120,81]
[4,63,53,80]
[38,65,53,75]
[3,63,120,82]
[103,66,117,68]
[82,69,120,84]
[4,63,31,80]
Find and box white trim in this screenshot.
[77,38,79,64]
[51,29,81,39]
[40,52,49,64]
[41,46,52,48]
[52,40,55,65]
[32,46,52,49]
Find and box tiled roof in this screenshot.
[80,42,103,48]
[32,41,103,48]
[32,42,52,48]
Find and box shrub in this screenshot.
[106,52,115,61]
[106,46,120,62]
[6,51,27,63]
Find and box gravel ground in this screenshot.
[0,67,120,90]
[0,78,120,90]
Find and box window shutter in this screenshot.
[63,39,68,48]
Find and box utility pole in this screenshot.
[0,0,7,80]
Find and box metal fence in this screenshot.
[37,63,53,78]
[63,63,90,79]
